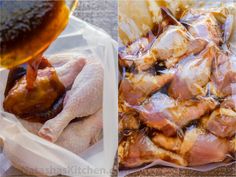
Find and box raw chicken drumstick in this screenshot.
[221,94,236,111]
[119,131,187,168]
[119,37,153,70]
[136,92,217,136]
[119,71,174,105]
[121,24,207,72]
[152,126,236,166]
[152,126,233,166]
[119,8,191,71]
[204,108,236,138]
[181,10,222,45]
[180,127,231,166]
[19,109,103,155]
[201,95,236,138]
[152,133,182,152]
[38,54,104,142]
[119,111,140,132]
[151,25,207,68]
[151,127,233,166]
[168,43,217,100]
[210,53,236,98]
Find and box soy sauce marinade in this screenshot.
[1,1,69,122]
[0,0,69,68]
[3,59,66,123]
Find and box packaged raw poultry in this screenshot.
[118,0,236,169]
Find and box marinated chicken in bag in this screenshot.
[118,1,236,169]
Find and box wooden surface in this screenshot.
[125,164,236,177]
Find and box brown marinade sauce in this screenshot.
[4,59,65,123]
[0,0,69,68]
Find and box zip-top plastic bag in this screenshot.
[118,0,236,176]
[0,16,118,177]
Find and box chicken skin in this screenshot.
[119,37,154,70]
[181,10,222,45]
[3,66,65,118]
[137,92,217,136]
[231,137,236,153]
[151,25,207,68]
[137,92,177,136]
[119,111,140,133]
[150,127,233,166]
[19,109,103,155]
[204,95,236,138]
[47,53,87,89]
[132,52,157,71]
[119,72,174,105]
[221,94,236,111]
[205,108,236,138]
[168,44,217,100]
[151,133,182,152]
[210,53,236,98]
[38,54,104,142]
[180,128,230,166]
[119,131,187,168]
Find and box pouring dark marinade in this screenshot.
[118,3,236,170]
[0,0,69,89]
[0,0,69,68]
[3,58,66,123]
[1,1,71,122]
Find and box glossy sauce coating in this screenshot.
[4,58,65,123]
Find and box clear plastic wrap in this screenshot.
[0,16,118,176]
[118,0,236,176]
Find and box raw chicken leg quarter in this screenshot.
[38,54,104,142]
